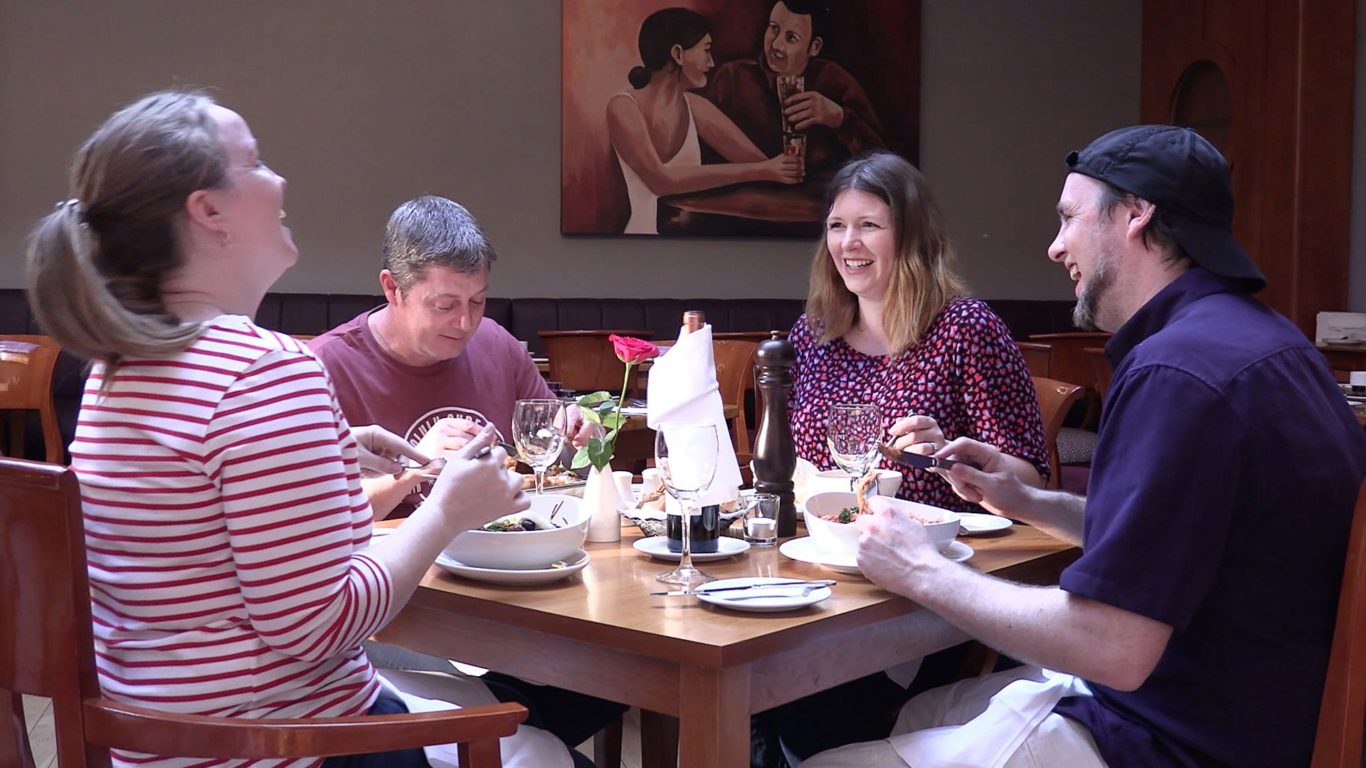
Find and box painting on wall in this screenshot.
[561,0,921,238]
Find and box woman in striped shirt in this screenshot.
[24,90,574,768]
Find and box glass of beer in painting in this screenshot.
[776,74,805,132]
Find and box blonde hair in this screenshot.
[25,90,227,375]
[806,152,966,357]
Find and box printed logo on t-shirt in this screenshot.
[407,407,506,446]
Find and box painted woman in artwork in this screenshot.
[606,7,802,235]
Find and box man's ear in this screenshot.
[809,37,823,58]
[1125,198,1157,242]
[380,270,402,305]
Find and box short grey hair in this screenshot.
[382,195,497,292]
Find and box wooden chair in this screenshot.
[0,458,527,768]
[1031,377,1085,490]
[1311,477,1366,768]
[1028,332,1110,429]
[713,339,759,464]
[1083,346,1112,401]
[0,336,64,464]
[539,330,654,394]
[1016,341,1053,378]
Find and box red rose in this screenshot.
[610,334,660,365]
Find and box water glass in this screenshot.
[654,422,719,590]
[826,403,883,491]
[512,399,566,495]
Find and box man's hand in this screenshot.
[352,424,428,477]
[854,497,943,592]
[564,405,600,449]
[415,417,483,458]
[784,91,845,131]
[938,437,1030,512]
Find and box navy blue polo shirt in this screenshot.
[1053,268,1366,767]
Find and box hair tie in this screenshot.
[55,198,80,212]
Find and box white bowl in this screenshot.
[442,495,588,570]
[806,469,902,499]
[802,491,959,559]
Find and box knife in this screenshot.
[650,579,836,597]
[877,443,979,472]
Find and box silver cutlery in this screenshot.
[717,584,828,601]
[650,579,835,597]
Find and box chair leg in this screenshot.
[3,692,36,768]
[593,715,623,768]
[639,709,679,768]
[459,737,503,768]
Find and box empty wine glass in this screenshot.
[512,399,566,495]
[654,422,719,589]
[826,403,884,491]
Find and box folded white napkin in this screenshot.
[647,323,742,506]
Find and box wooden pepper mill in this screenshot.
[752,330,797,536]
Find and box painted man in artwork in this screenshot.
[703,0,886,180]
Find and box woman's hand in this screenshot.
[424,425,529,532]
[888,414,948,457]
[352,425,427,477]
[761,154,804,185]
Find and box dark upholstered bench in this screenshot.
[0,289,1078,460]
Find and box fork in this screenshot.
[716,584,825,601]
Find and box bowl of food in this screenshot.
[802,491,959,559]
[442,495,588,570]
[805,469,902,500]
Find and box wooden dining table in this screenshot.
[375,521,1079,768]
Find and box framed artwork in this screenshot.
[561,0,921,238]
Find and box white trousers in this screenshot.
[800,667,1108,768]
[378,670,573,768]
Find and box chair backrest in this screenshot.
[539,330,653,394]
[1083,346,1112,401]
[0,336,64,464]
[1016,342,1053,378]
[1031,377,1085,490]
[0,458,524,768]
[1312,477,1366,767]
[713,340,759,462]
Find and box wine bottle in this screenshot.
[666,309,721,553]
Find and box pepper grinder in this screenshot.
[752,331,797,536]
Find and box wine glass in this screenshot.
[825,403,884,491]
[512,399,566,495]
[654,422,719,589]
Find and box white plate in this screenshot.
[779,536,973,574]
[695,576,832,613]
[633,535,750,562]
[956,512,1013,535]
[433,550,590,585]
[779,536,863,574]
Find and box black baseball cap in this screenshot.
[1066,125,1265,293]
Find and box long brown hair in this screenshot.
[25,90,227,374]
[806,152,966,357]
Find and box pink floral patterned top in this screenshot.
[788,297,1048,512]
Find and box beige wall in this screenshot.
[0,0,1139,301]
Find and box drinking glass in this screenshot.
[654,422,719,589]
[826,403,884,491]
[776,74,805,132]
[512,399,566,495]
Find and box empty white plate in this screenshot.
[434,550,590,585]
[633,535,750,562]
[780,536,973,575]
[957,513,1013,535]
[695,576,832,613]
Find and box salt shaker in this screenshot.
[752,331,797,536]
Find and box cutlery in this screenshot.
[877,443,979,472]
[719,584,827,601]
[650,579,835,597]
[401,457,447,474]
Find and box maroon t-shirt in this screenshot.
[309,309,553,446]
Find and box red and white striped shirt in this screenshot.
[73,317,390,768]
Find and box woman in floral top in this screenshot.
[789,151,1047,513]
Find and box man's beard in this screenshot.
[1072,249,1115,331]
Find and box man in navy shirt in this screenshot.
[803,126,1366,767]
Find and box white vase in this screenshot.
[583,463,623,543]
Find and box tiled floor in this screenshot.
[20,695,645,768]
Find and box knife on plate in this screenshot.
[877,443,979,471]
[650,579,836,597]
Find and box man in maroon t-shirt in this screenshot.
[311,195,574,518]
